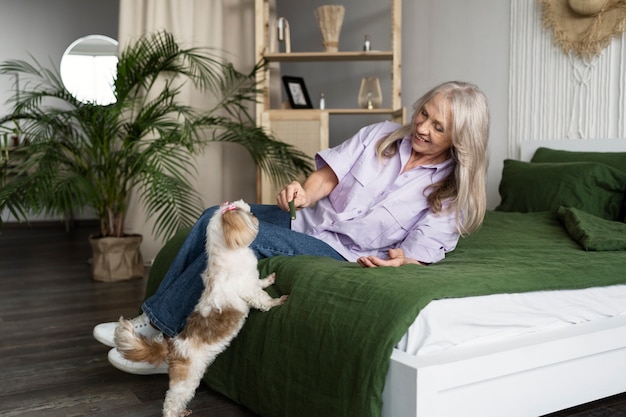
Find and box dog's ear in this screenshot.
[221,210,258,249]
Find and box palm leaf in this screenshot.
[0,30,312,239]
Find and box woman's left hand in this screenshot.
[357,248,422,268]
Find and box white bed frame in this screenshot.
[382,138,626,417]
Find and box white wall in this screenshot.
[0,0,119,115]
[406,0,510,208]
[0,0,119,222]
[277,0,510,208]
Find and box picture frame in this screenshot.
[282,76,313,109]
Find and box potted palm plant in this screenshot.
[0,31,311,282]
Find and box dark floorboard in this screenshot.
[1,223,625,416]
[0,223,257,417]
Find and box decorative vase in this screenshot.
[357,77,382,109]
[315,5,345,52]
[89,234,144,282]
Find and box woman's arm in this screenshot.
[356,248,425,268]
[276,165,339,212]
[357,206,459,268]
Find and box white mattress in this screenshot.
[399,139,626,358]
[396,284,626,356]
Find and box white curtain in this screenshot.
[509,0,626,158]
[118,0,258,262]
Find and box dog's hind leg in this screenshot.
[162,355,206,417]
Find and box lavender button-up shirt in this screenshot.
[291,121,460,264]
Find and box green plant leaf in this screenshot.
[0,30,312,239]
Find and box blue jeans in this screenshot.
[142,204,345,337]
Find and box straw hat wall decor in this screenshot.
[539,0,626,58]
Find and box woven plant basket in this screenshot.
[89,234,144,282]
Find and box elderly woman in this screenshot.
[95,80,490,374]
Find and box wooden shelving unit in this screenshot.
[255,0,404,203]
[262,51,394,62]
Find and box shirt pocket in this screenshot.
[361,202,425,250]
[329,159,379,212]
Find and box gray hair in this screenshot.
[376,81,490,235]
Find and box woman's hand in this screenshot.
[276,181,305,212]
[357,248,423,268]
[276,165,339,213]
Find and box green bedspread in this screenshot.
[145,211,626,417]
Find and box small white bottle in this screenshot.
[363,35,371,52]
[319,92,326,110]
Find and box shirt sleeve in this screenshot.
[315,121,401,182]
[400,208,460,264]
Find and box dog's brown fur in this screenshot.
[114,200,287,417]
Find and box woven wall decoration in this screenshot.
[510,0,626,156]
[539,0,626,58]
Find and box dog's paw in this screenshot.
[260,272,276,288]
[181,409,192,417]
[277,294,289,305]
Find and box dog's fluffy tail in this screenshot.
[114,317,169,365]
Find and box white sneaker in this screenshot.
[108,348,169,375]
[93,313,161,348]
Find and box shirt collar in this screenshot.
[399,137,455,172]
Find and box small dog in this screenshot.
[115,200,288,417]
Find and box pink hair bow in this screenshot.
[221,201,237,213]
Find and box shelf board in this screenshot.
[267,108,403,116]
[326,108,401,115]
[263,51,393,62]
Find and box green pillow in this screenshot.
[531,147,626,173]
[557,206,626,251]
[531,147,626,221]
[495,160,626,221]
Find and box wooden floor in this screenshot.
[0,223,258,417]
[1,223,626,417]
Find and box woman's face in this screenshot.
[412,93,453,164]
